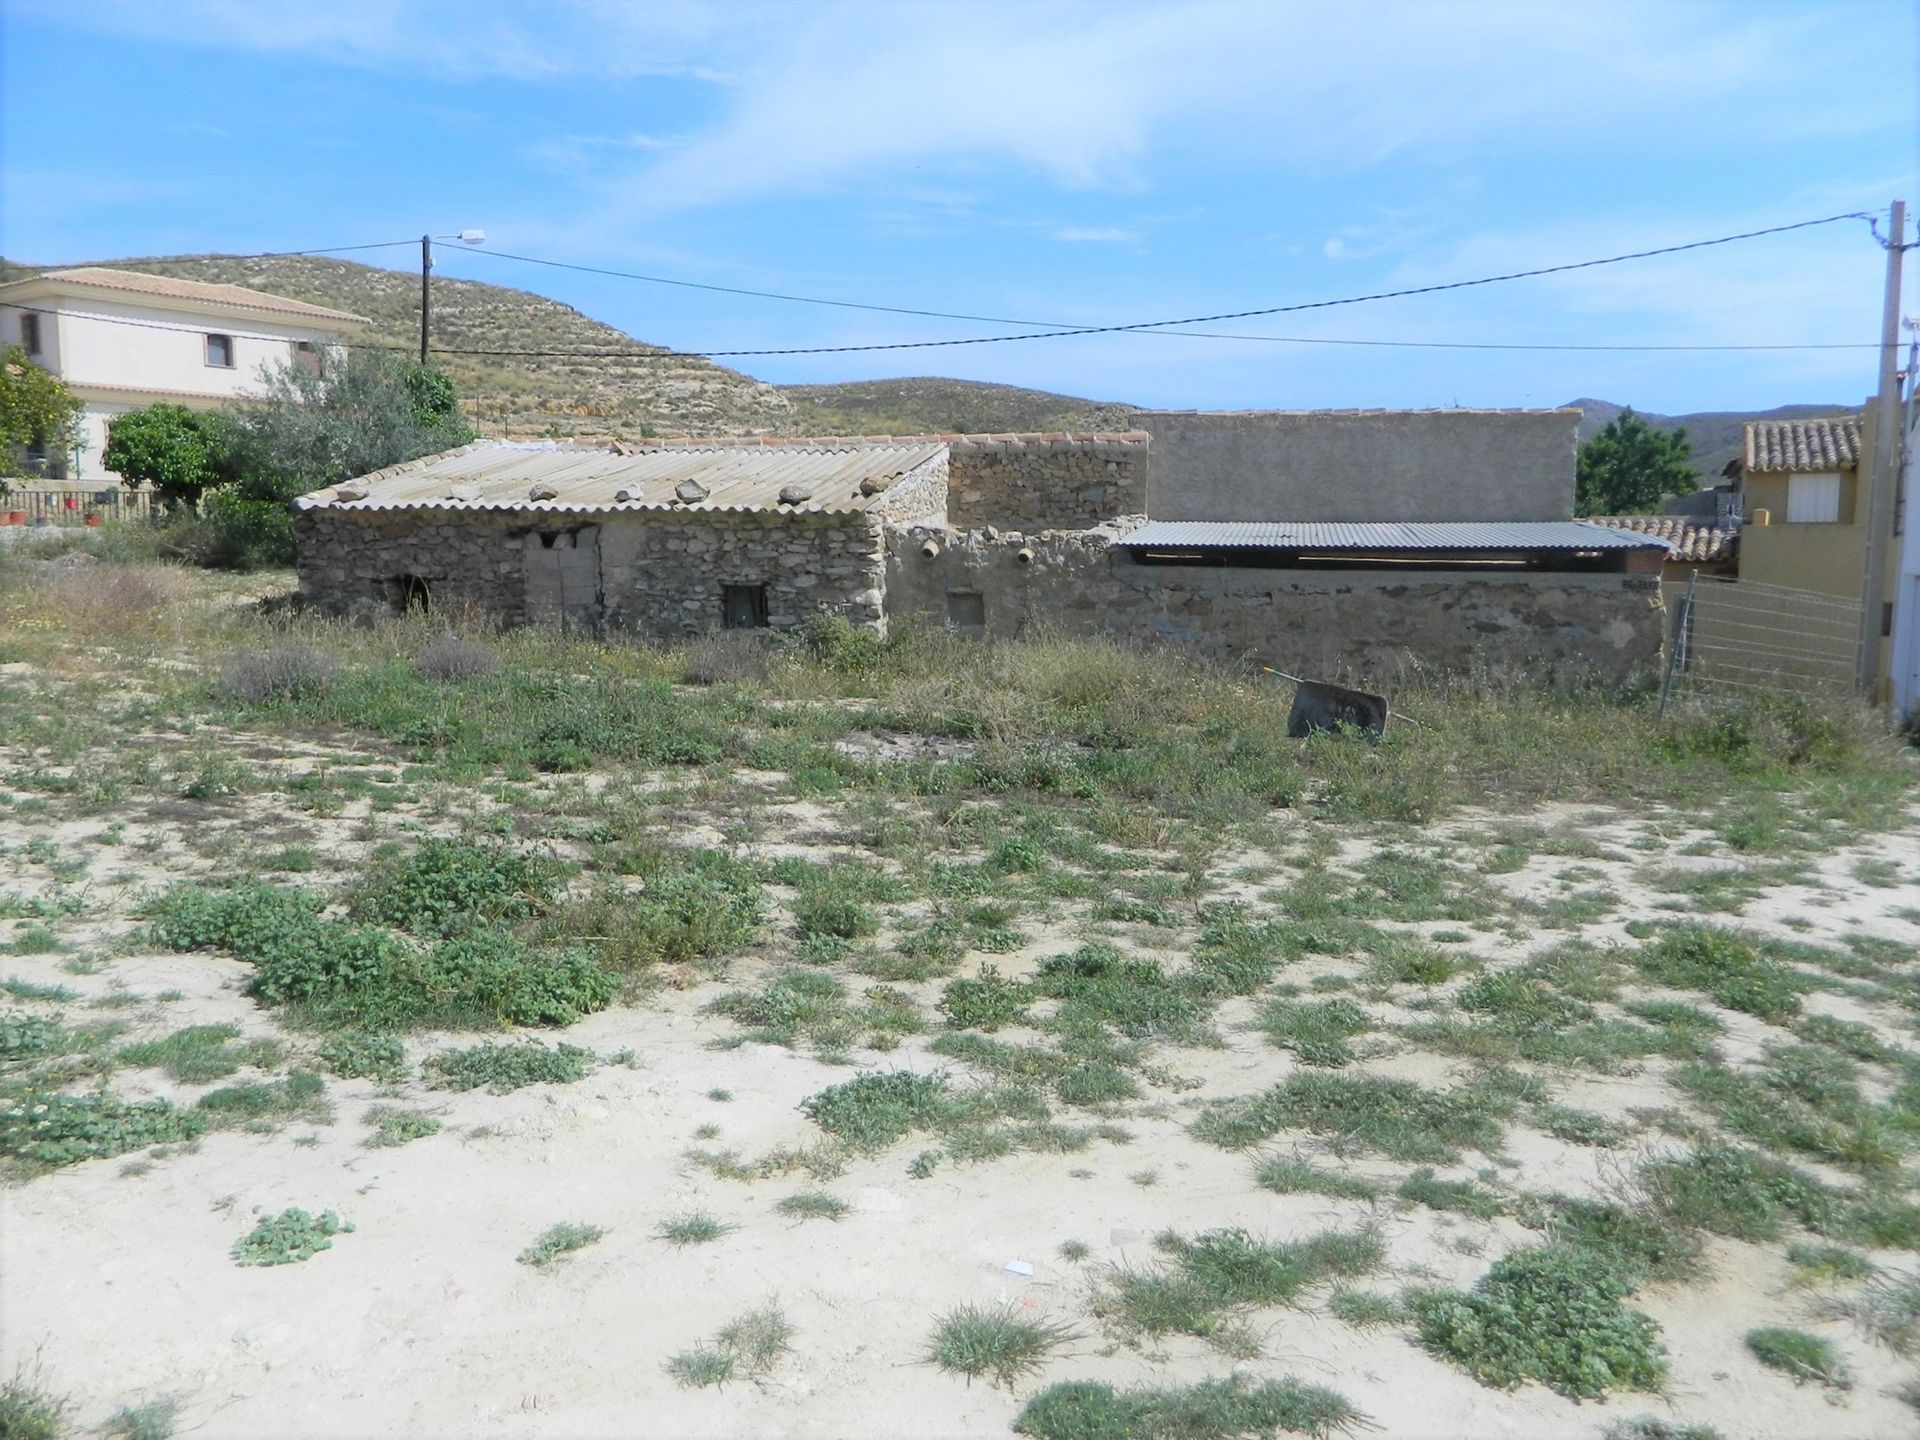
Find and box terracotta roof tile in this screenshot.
[0,267,369,326]
[1587,514,1739,563]
[1744,416,1861,473]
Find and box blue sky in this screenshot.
[3,0,1915,414]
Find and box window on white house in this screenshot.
[1785,472,1842,524]
[20,313,41,355]
[291,341,324,376]
[205,333,235,368]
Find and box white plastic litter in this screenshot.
[1003,1260,1035,1277]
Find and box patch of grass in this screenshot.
[1410,1245,1667,1399]
[1398,1169,1503,1218]
[1013,1374,1367,1440]
[1817,1269,1920,1356]
[1326,1289,1405,1329]
[423,1042,594,1093]
[1601,1420,1725,1440]
[1744,1326,1849,1389]
[1632,926,1804,1023]
[1534,1104,1627,1147]
[1534,1198,1704,1286]
[667,1304,793,1388]
[1032,944,1208,1042]
[927,1304,1076,1388]
[1252,1155,1383,1201]
[1638,1144,1834,1244]
[231,1207,351,1266]
[1256,998,1371,1068]
[364,1106,441,1147]
[775,1191,851,1222]
[1194,1072,1513,1163]
[1674,1048,1903,1174]
[103,1398,182,1440]
[1060,1240,1092,1263]
[195,1069,330,1127]
[657,1211,734,1246]
[117,1024,247,1083]
[0,978,79,1003]
[706,968,918,1055]
[536,848,763,970]
[517,1221,605,1267]
[1786,1242,1873,1288]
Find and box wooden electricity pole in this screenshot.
[1856,199,1907,696]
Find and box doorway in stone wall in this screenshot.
[524,525,603,626]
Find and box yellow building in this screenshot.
[1735,410,1872,598]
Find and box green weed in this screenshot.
[1013,1374,1366,1440]
[518,1221,604,1266]
[1744,1327,1849,1389]
[423,1042,594,1093]
[1194,1072,1512,1162]
[657,1212,734,1246]
[231,1208,351,1266]
[364,1107,441,1147]
[1256,998,1371,1068]
[667,1303,794,1388]
[775,1191,851,1222]
[927,1304,1075,1388]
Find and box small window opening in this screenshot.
[539,531,561,549]
[205,333,235,368]
[722,584,769,629]
[389,574,431,614]
[946,590,986,632]
[291,340,323,377]
[21,313,41,356]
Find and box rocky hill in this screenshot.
[0,254,799,440]
[783,377,1141,435]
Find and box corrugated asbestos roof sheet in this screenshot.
[1745,416,1861,473]
[1113,520,1670,551]
[295,440,947,516]
[1587,515,1738,563]
[0,267,370,326]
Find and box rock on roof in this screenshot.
[1586,514,1738,564]
[1,267,369,326]
[295,438,950,515]
[1744,416,1861,473]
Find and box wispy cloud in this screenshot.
[1054,228,1140,245]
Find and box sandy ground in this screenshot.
[4,723,1920,1438]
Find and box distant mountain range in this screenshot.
[0,255,1855,468]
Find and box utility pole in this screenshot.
[1856,199,1907,697]
[420,234,433,366]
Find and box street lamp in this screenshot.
[421,229,486,365]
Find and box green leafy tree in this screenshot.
[102,403,240,506]
[228,352,474,504]
[1575,409,1697,516]
[0,344,84,494]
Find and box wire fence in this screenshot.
[1660,571,1862,708]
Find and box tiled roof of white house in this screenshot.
[0,268,370,326]
[1113,520,1669,551]
[1744,416,1862,473]
[296,439,949,515]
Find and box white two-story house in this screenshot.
[0,267,370,482]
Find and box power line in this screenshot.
[0,210,1884,361]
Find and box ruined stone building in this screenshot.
[295,411,1669,684]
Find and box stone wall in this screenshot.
[297,510,532,621]
[297,507,889,633]
[885,524,1665,685]
[946,433,1149,530]
[599,512,886,632]
[1142,409,1580,523]
[864,449,950,525]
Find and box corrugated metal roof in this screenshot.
[1113,520,1669,551]
[1745,416,1861,473]
[295,439,948,516]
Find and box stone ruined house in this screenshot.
[296,413,1670,686]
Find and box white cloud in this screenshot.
[1054,228,1140,244]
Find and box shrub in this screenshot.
[231,1207,351,1266]
[940,967,1032,1032]
[422,931,616,1027]
[1744,1326,1849,1388]
[518,1221,604,1266]
[1257,998,1371,1068]
[0,1370,70,1440]
[681,631,775,686]
[800,1070,951,1148]
[1633,927,1802,1023]
[423,1042,594,1093]
[365,1107,440,1147]
[1410,1245,1667,1399]
[415,634,501,682]
[1,1090,203,1169]
[1194,1072,1512,1162]
[667,1304,793,1388]
[316,1032,407,1082]
[927,1304,1075,1388]
[1013,1375,1366,1440]
[216,645,341,704]
[346,839,559,938]
[1032,945,1207,1040]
